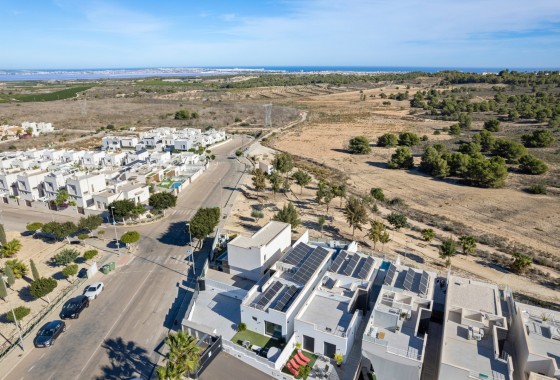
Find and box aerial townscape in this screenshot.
[0,1,559,380]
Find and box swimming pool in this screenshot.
[170,181,182,189]
[379,261,390,270]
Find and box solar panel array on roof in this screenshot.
[352,257,367,278]
[272,286,300,312]
[254,281,284,310]
[330,251,348,273]
[384,263,397,286]
[342,254,360,276]
[281,243,313,266]
[357,256,375,280]
[419,270,431,296]
[403,268,415,291]
[292,246,329,285]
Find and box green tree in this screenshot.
[377,133,398,147]
[449,124,462,135]
[282,177,291,193]
[78,215,103,233]
[5,306,30,323]
[235,149,243,157]
[343,197,369,237]
[51,248,79,266]
[420,147,441,174]
[272,153,294,177]
[5,259,28,279]
[370,188,385,202]
[379,231,391,252]
[268,171,282,199]
[458,142,481,156]
[158,331,201,380]
[398,132,420,147]
[458,113,472,129]
[458,235,477,255]
[108,199,143,220]
[492,139,527,163]
[121,231,141,248]
[510,252,532,274]
[447,153,471,177]
[467,156,509,188]
[292,169,311,194]
[251,209,264,222]
[317,215,326,238]
[323,189,335,214]
[30,259,40,281]
[251,168,266,197]
[55,189,69,207]
[472,130,496,152]
[26,222,43,232]
[348,136,371,154]
[62,264,79,281]
[149,192,178,210]
[0,277,7,300]
[519,154,548,175]
[0,224,6,245]
[388,147,414,169]
[521,129,555,148]
[367,220,386,250]
[30,277,58,303]
[41,221,78,242]
[422,228,435,242]
[1,239,22,258]
[484,119,501,132]
[174,109,191,120]
[189,207,220,247]
[439,237,457,267]
[83,249,98,261]
[273,203,301,229]
[331,183,347,207]
[387,212,408,231]
[3,264,15,286]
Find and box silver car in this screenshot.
[83,282,104,300]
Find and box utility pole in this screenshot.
[186,222,195,276]
[1,276,24,351]
[110,207,120,255]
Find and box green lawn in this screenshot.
[281,349,318,379]
[231,329,285,350]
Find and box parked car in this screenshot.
[83,282,104,300]
[60,295,89,319]
[34,320,66,348]
[77,268,88,279]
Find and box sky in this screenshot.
[2,0,560,69]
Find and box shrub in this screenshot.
[5,306,31,323]
[433,130,441,135]
[387,212,408,231]
[83,250,98,260]
[251,209,264,221]
[370,188,385,202]
[4,259,29,279]
[422,229,435,242]
[519,155,548,175]
[237,322,247,332]
[1,239,22,258]
[388,147,414,169]
[26,222,44,232]
[121,231,141,245]
[521,130,555,148]
[492,139,527,163]
[30,277,58,300]
[62,264,79,278]
[51,248,79,266]
[484,119,501,132]
[235,149,243,157]
[449,124,461,135]
[273,203,301,229]
[527,184,547,194]
[348,136,371,154]
[149,192,177,210]
[398,132,420,147]
[77,233,89,240]
[377,133,398,147]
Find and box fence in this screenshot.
[0,277,86,362]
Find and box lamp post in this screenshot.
[186,222,195,276]
[110,207,120,255]
[1,276,24,351]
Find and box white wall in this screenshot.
[362,338,423,380]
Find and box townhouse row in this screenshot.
[0,122,55,140]
[183,222,560,380]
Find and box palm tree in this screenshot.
[367,220,386,250]
[1,239,22,258]
[343,196,368,237]
[458,235,477,255]
[158,331,201,379]
[268,171,282,199]
[510,252,532,274]
[379,231,390,252]
[332,183,347,207]
[439,237,456,268]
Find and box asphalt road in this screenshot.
[1,136,249,380]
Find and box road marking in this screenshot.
[40,353,46,360]
[27,365,35,373]
[76,271,153,379]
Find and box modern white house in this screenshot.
[227,221,292,281]
[103,152,127,167]
[0,170,21,196]
[294,250,380,361]
[174,138,194,151]
[62,150,85,163]
[438,275,513,380]
[17,170,48,202]
[362,261,435,380]
[66,173,107,208]
[43,170,76,200]
[240,233,334,339]
[258,161,274,175]
[83,151,106,169]
[506,294,560,380]
[102,136,121,150]
[21,121,55,136]
[126,149,150,164]
[42,149,65,163]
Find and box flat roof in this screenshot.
[299,292,353,337]
[205,269,256,291]
[187,290,241,341]
[447,277,500,315]
[518,302,560,370]
[229,221,289,249]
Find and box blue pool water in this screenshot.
[170,182,182,189]
[380,261,390,270]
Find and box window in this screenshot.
[265,321,282,338]
[252,317,257,322]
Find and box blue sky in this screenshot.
[2,0,560,69]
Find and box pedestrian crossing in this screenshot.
[172,209,195,217]
[137,253,193,266]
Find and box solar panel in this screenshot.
[384,263,397,286]
[281,243,313,266]
[419,271,430,296]
[357,256,375,280]
[330,251,348,273]
[272,286,300,311]
[255,281,284,309]
[403,268,415,291]
[352,257,367,278]
[342,254,360,276]
[292,247,329,285]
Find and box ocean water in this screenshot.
[0,66,556,82]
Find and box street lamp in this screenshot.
[109,207,120,255]
[1,276,24,351]
[186,222,195,276]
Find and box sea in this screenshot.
[0,66,556,82]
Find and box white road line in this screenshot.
[76,271,153,379]
[27,365,35,373]
[40,353,46,360]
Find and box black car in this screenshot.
[60,295,89,319]
[34,320,66,348]
[77,268,88,279]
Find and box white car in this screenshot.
[83,282,104,300]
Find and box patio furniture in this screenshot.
[297,350,311,364]
[289,358,301,370]
[287,363,299,376]
[251,345,261,353]
[294,354,307,367]
[242,340,251,349]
